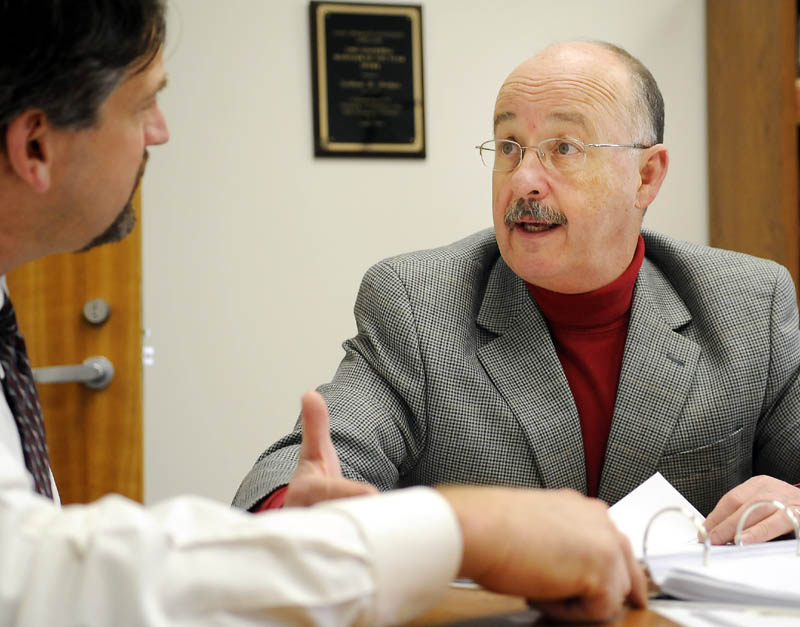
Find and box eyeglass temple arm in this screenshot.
[585,143,652,149]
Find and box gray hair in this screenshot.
[591,41,665,145]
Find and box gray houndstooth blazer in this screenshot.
[234,228,800,515]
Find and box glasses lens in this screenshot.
[480,140,520,171]
[478,141,494,168]
[538,138,585,172]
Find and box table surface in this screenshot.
[404,588,679,626]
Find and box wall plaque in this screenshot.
[310,1,425,158]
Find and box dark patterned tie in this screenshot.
[0,294,53,499]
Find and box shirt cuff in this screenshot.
[318,487,462,625]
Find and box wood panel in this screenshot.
[707,0,799,295]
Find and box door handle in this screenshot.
[33,356,114,390]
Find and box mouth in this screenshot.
[515,220,562,233]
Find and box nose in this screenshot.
[510,147,550,199]
[145,105,170,146]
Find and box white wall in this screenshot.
[142,0,707,504]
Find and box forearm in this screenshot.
[1,475,459,626]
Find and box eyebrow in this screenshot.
[493,111,515,132]
[546,110,589,130]
[142,75,168,102]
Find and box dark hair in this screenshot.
[0,0,166,151]
[593,41,665,145]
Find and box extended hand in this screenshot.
[704,475,800,544]
[439,486,646,623]
[284,391,378,507]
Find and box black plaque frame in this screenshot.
[309,1,425,158]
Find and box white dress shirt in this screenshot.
[0,283,462,625]
[0,457,460,625]
[0,286,59,501]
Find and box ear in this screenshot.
[635,144,668,210]
[4,110,54,192]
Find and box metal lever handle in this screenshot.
[33,356,114,390]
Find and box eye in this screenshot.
[499,140,520,157]
[553,139,581,156]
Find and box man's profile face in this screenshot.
[54,51,169,254]
[491,44,648,294]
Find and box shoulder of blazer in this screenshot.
[380,228,498,267]
[374,228,502,284]
[641,228,788,313]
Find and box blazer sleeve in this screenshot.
[233,259,430,508]
[753,264,800,481]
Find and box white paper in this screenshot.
[653,601,800,627]
[609,472,705,559]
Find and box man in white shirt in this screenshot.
[0,1,645,624]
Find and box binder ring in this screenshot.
[643,505,710,568]
[734,499,800,555]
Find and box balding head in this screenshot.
[499,41,663,146]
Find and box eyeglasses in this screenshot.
[475,138,652,173]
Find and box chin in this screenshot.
[77,201,137,253]
[511,255,563,285]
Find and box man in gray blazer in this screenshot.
[235,41,800,544]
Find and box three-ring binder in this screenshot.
[643,499,800,572]
[643,500,800,607]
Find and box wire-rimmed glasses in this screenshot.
[475,138,652,173]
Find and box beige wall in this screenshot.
[142,0,706,504]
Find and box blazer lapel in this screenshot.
[476,258,586,492]
[599,258,700,504]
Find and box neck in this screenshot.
[0,179,56,276]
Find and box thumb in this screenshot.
[298,391,341,475]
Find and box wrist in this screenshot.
[437,485,510,581]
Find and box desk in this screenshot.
[404,588,678,626]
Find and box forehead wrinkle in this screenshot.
[494,73,627,139]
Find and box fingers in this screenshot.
[535,588,623,624]
[706,502,770,544]
[287,392,378,508]
[297,391,333,464]
[619,532,647,609]
[534,599,609,624]
[538,526,645,622]
[703,491,741,543]
[705,477,800,544]
[738,510,795,544]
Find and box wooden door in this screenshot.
[706,0,800,297]
[6,189,143,505]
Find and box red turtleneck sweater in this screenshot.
[526,236,644,497]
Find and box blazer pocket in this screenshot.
[657,427,750,516]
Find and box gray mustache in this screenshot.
[504,198,567,226]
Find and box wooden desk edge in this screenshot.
[403,587,678,626]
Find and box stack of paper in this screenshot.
[647,540,800,607]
